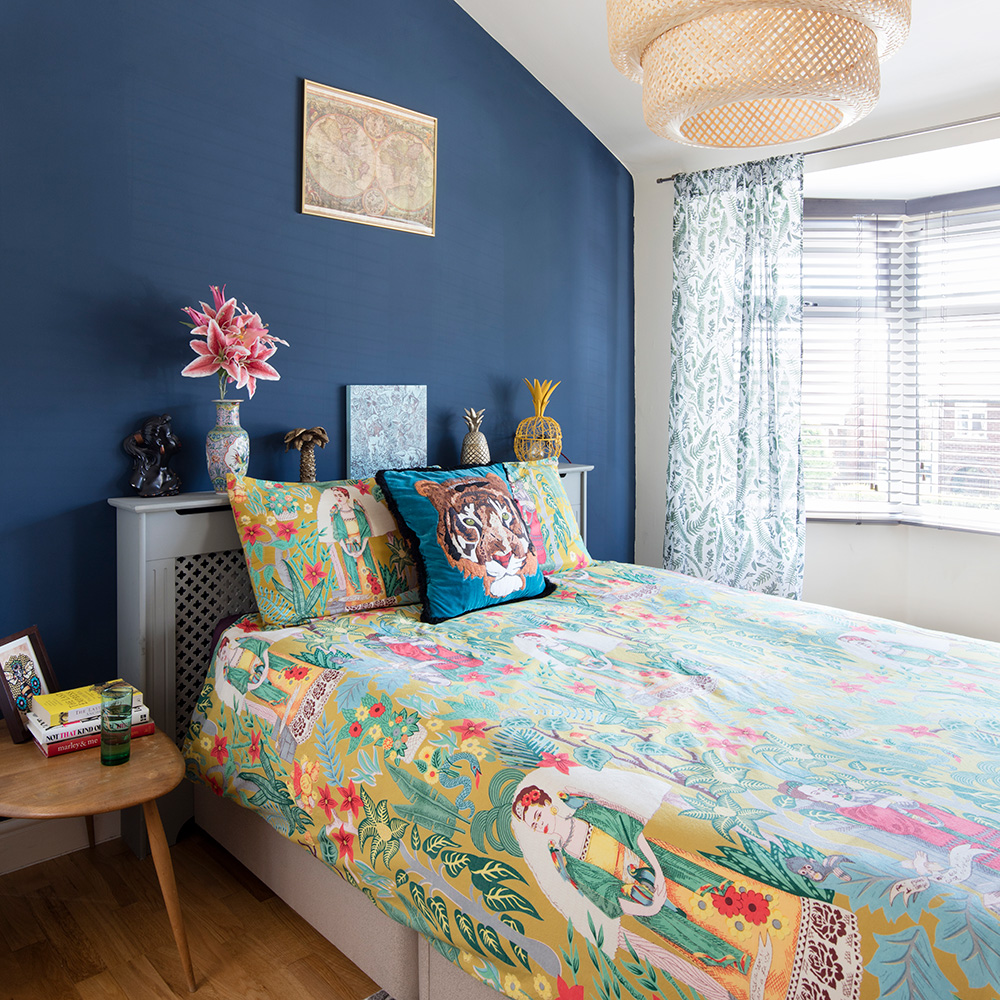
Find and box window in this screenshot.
[802,197,1000,531]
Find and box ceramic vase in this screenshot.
[206,399,249,494]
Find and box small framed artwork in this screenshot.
[301,79,437,237]
[347,385,428,479]
[0,627,58,743]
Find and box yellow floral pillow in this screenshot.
[228,475,420,626]
[503,459,591,573]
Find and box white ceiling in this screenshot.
[451,0,1000,184]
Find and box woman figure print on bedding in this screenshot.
[211,633,343,760]
[513,626,619,673]
[837,630,964,675]
[512,770,862,1000]
[322,485,387,600]
[780,780,1000,902]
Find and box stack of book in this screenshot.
[26,680,154,757]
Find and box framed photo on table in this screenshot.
[0,627,58,743]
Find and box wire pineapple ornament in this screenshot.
[514,379,562,461]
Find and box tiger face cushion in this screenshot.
[415,472,538,598]
[378,464,553,624]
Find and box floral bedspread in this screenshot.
[183,561,1000,1000]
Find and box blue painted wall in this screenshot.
[0,0,634,688]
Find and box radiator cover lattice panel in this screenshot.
[173,550,256,744]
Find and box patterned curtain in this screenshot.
[664,154,805,599]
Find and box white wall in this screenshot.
[804,521,1000,642]
[633,123,1000,643]
[633,171,674,569]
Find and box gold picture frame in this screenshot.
[301,80,437,237]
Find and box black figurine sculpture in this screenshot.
[124,414,182,497]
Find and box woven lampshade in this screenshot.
[607,0,910,147]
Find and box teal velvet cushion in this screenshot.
[377,464,553,624]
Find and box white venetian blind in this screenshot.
[802,200,1000,530]
[911,205,1000,527]
[802,213,901,517]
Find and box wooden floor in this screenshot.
[0,827,383,1000]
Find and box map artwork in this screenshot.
[302,80,437,236]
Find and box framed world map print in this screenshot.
[302,80,437,236]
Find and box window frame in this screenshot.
[802,188,1000,535]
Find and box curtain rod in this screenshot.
[655,110,1000,184]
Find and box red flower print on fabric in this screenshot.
[739,890,770,925]
[539,752,577,774]
[317,784,336,822]
[209,735,228,766]
[556,976,584,1000]
[332,824,355,863]
[451,719,487,741]
[338,779,362,819]
[711,886,742,917]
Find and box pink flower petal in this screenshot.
[181,355,221,377]
[215,296,238,331]
[188,338,214,357]
[182,305,209,327]
[243,359,280,380]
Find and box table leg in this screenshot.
[141,798,197,992]
[85,814,95,848]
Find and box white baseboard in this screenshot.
[0,811,120,874]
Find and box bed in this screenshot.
[176,462,1000,1000]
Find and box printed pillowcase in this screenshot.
[376,464,554,624]
[228,475,419,627]
[504,458,590,573]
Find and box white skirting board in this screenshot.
[0,812,120,875]
[194,786,502,1000]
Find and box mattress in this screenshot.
[183,560,1000,1000]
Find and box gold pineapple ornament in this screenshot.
[514,378,562,461]
[461,408,491,465]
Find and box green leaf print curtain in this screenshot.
[664,154,805,599]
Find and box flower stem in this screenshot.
[218,369,227,400]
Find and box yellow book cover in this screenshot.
[31,680,143,728]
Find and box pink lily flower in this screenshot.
[183,285,239,337]
[241,339,280,399]
[181,318,249,383]
[238,306,289,348]
[180,284,287,400]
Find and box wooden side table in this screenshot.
[0,727,196,992]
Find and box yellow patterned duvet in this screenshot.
[183,561,1000,1000]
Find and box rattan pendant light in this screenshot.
[607,1,910,147]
